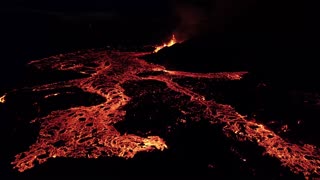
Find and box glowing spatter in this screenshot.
[10,49,319,178]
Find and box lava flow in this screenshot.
[153,35,179,53]
[5,49,320,178]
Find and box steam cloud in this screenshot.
[173,2,210,40]
[173,0,301,41]
[173,0,227,40]
[172,0,255,40]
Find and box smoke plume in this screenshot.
[172,0,255,41]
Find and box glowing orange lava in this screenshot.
[0,94,6,103]
[6,49,320,179]
[153,35,178,53]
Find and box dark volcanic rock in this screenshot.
[144,33,320,90]
[115,80,185,137]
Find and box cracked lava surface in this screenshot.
[6,49,320,178]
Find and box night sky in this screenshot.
[1,1,310,45]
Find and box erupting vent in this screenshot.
[153,35,179,53]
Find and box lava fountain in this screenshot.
[153,35,179,53]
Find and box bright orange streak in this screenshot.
[153,35,178,53]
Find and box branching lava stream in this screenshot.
[7,49,319,178]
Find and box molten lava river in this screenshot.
[2,49,319,178]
